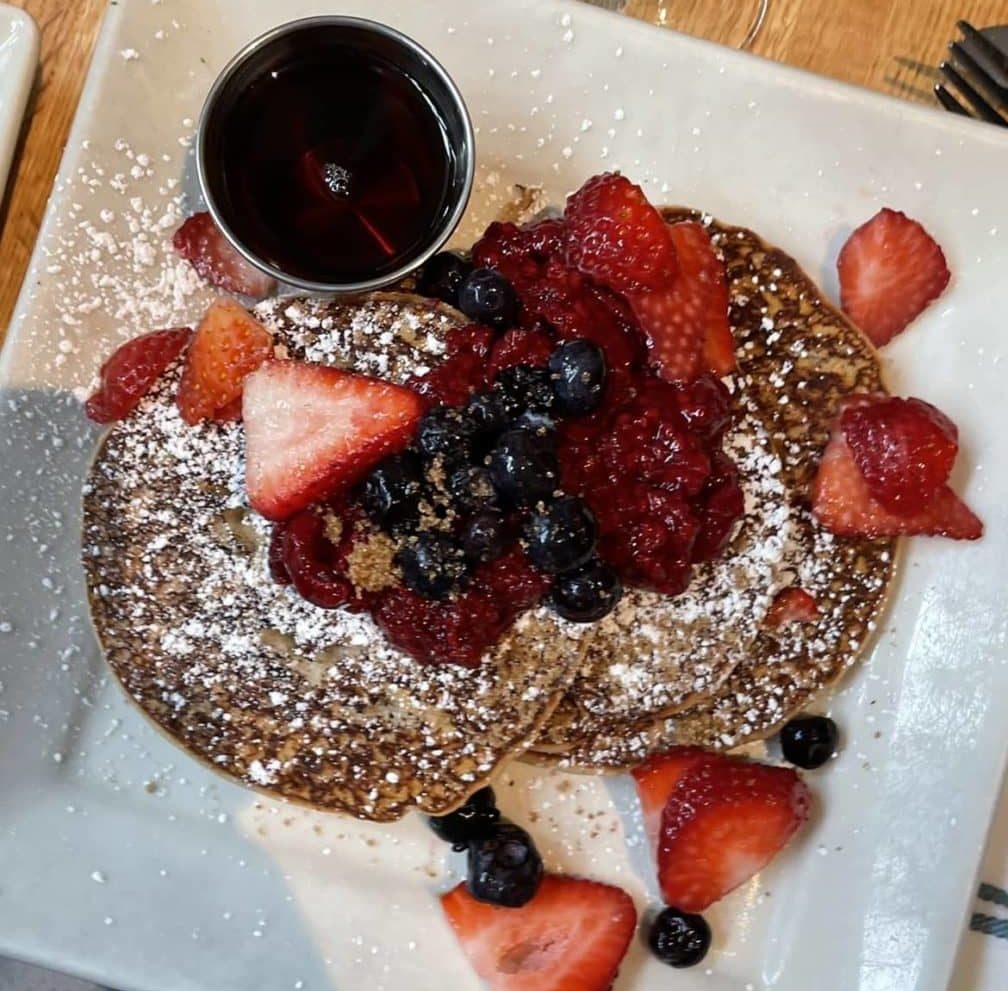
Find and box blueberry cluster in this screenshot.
[427,787,544,908]
[361,256,622,623]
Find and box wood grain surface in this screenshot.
[1,0,1007,338]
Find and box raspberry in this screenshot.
[477,545,552,610]
[281,508,367,610]
[558,374,739,595]
[600,396,711,498]
[563,173,678,294]
[371,545,548,666]
[472,218,565,276]
[672,374,734,442]
[407,325,495,407]
[268,520,291,584]
[372,588,503,667]
[692,452,745,561]
[596,484,700,596]
[486,329,555,378]
[523,217,566,257]
[517,261,646,372]
[840,396,958,514]
[85,328,192,423]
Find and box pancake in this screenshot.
[82,293,590,821]
[523,405,791,753]
[526,211,896,769]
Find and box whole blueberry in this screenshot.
[488,429,559,507]
[551,558,622,623]
[524,497,598,574]
[460,509,511,563]
[415,252,473,307]
[780,715,839,769]
[648,908,712,968]
[427,787,500,851]
[466,390,512,437]
[448,465,499,514]
[496,364,555,415]
[395,531,469,600]
[467,820,544,908]
[360,450,425,531]
[417,407,477,464]
[457,268,519,330]
[548,339,607,416]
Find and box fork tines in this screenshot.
[935,20,1008,126]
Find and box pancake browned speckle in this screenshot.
[528,211,896,769]
[82,293,588,821]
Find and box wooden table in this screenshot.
[2,0,1007,337]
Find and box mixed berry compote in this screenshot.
[268,174,744,667]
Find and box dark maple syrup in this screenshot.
[214,48,455,286]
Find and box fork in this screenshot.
[935,20,1008,127]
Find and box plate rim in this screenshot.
[2,3,1007,990]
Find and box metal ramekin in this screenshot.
[195,16,475,294]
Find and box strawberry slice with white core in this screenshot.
[811,396,982,540]
[440,875,637,991]
[658,757,811,912]
[173,211,277,300]
[837,208,950,348]
[631,747,712,853]
[243,361,423,520]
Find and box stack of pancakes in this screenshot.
[82,210,895,822]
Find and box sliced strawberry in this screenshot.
[176,297,274,425]
[629,288,702,383]
[243,360,423,520]
[631,747,712,852]
[563,172,678,294]
[214,397,245,422]
[631,222,734,383]
[668,221,735,377]
[766,588,820,628]
[840,395,958,514]
[85,327,192,423]
[837,208,951,347]
[658,758,811,912]
[441,875,637,991]
[811,408,982,540]
[173,211,277,299]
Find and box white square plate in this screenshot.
[1,2,1007,990]
[0,4,38,200]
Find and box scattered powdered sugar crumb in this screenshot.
[31,133,215,390]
